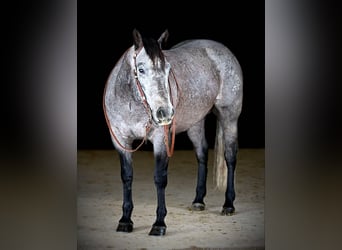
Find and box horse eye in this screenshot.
[138,68,145,74]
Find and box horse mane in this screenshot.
[142,37,165,69]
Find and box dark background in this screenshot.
[78,2,265,150]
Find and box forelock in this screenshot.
[142,37,165,69]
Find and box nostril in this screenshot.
[156,107,167,120]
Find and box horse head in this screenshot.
[132,29,174,126]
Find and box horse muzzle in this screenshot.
[154,107,174,126]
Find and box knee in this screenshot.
[154,175,168,188]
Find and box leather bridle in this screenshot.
[103,48,179,157]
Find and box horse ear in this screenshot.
[158,29,169,48]
[133,29,143,50]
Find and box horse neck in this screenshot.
[161,50,180,109]
[113,47,141,102]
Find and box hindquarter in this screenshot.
[211,48,243,121]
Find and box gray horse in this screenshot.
[103,29,243,236]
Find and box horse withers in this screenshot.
[103,29,243,236]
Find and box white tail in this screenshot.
[213,121,227,192]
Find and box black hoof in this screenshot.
[149,225,166,236]
[221,206,235,216]
[116,222,133,232]
[191,202,205,211]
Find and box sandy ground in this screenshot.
[77,149,264,249]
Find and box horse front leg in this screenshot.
[116,151,134,232]
[222,138,238,216]
[149,146,169,236]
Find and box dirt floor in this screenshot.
[77,149,264,249]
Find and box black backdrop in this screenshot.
[78,2,264,150]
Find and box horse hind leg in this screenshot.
[215,107,239,216]
[187,118,209,211]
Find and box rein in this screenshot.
[163,68,181,157]
[103,48,180,157]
